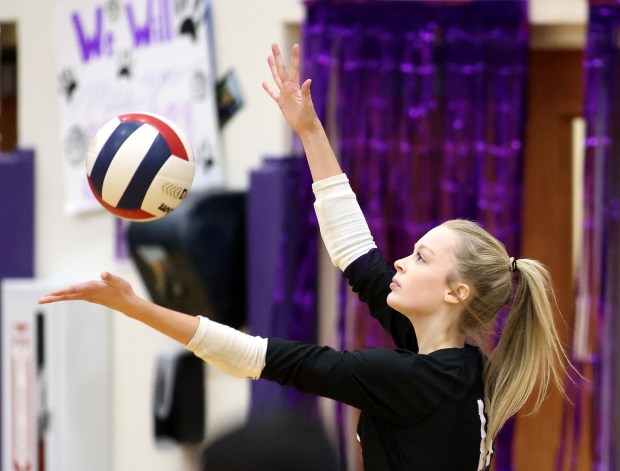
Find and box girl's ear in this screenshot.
[445,283,470,304]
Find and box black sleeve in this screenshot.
[261,338,461,425]
[344,248,418,351]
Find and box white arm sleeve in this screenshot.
[185,316,267,380]
[312,173,377,271]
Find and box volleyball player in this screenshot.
[39,43,570,470]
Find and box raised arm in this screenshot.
[262,44,414,348]
[262,43,342,182]
[263,43,377,272]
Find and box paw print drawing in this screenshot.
[191,70,208,101]
[59,68,78,101]
[176,0,204,42]
[105,0,122,22]
[63,125,88,166]
[196,140,215,171]
[117,50,133,79]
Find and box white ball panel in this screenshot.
[156,152,196,184]
[86,117,121,177]
[140,157,195,216]
[101,124,160,206]
[140,175,189,216]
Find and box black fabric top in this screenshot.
[261,249,490,471]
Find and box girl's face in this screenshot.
[387,225,461,318]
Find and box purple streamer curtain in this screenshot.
[301,1,528,469]
[569,2,620,470]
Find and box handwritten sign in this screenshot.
[10,322,36,471]
[54,0,222,215]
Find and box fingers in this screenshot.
[38,295,55,304]
[288,43,301,83]
[266,43,304,100]
[262,81,279,101]
[301,78,312,98]
[38,285,84,304]
[36,273,125,305]
[38,279,99,304]
[271,43,289,83]
[101,271,119,284]
[38,293,80,304]
[38,296,55,304]
[44,285,80,297]
[267,55,282,90]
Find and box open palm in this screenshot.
[38,271,137,314]
[262,43,319,134]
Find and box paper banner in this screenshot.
[53,0,222,215]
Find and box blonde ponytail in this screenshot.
[483,258,568,444]
[441,220,570,452]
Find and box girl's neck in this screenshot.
[410,314,465,354]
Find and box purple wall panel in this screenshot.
[247,157,318,417]
[0,148,35,469]
[0,149,34,278]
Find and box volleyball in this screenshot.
[86,112,195,221]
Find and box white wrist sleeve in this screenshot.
[185,316,267,380]
[312,173,377,271]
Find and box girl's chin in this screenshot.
[386,294,410,317]
[386,293,397,309]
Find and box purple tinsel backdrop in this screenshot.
[301,1,528,469]
[568,1,620,470]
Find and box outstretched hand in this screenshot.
[262,43,319,135]
[38,272,138,315]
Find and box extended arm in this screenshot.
[38,272,267,379]
[262,339,457,424]
[38,272,198,343]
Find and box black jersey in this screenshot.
[261,249,491,471]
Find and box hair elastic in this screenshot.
[509,257,518,273]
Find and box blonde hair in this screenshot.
[441,219,568,452]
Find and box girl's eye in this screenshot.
[415,252,424,262]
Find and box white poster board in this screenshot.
[2,279,111,471]
[53,0,222,215]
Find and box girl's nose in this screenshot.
[394,258,405,273]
